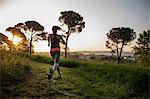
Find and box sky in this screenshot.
[0,0,149,52]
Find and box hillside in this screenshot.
[0,50,149,98]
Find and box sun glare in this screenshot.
[6,32,22,45]
[13,36,22,45]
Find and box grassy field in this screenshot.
[0,50,149,98]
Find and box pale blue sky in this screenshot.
[0,0,149,52]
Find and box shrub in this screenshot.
[139,55,150,67]
[29,55,88,68]
[29,54,53,64]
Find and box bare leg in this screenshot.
[52,63,59,71]
[53,66,61,80]
[57,66,61,77]
[49,50,60,80]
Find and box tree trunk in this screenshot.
[118,56,120,64]
[29,33,33,55]
[116,44,119,64]
[65,34,70,58]
[110,47,114,62]
[29,41,32,55]
[118,42,124,63]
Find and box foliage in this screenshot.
[6,27,26,39]
[106,27,136,63]
[16,39,30,52]
[59,11,85,33]
[133,30,150,66]
[29,54,53,64]
[34,32,48,41]
[0,33,13,48]
[106,40,116,56]
[15,21,44,54]
[138,55,150,67]
[59,11,85,58]
[133,30,150,55]
[25,21,44,31]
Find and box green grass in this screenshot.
[0,50,33,97]
[1,51,149,98]
[28,54,87,68]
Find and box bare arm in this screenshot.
[60,35,66,45]
[48,34,51,46]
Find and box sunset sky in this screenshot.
[0,0,149,52]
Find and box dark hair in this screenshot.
[52,26,61,32]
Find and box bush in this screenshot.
[29,55,88,68]
[139,55,150,67]
[29,54,53,64]
[59,58,86,68]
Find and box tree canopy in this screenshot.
[133,30,150,56]
[107,27,136,44]
[106,27,136,63]
[133,30,150,66]
[34,32,48,41]
[0,33,13,47]
[25,21,44,31]
[6,27,26,40]
[59,11,85,34]
[59,10,85,58]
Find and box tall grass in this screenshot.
[0,50,32,97]
[74,63,149,98]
